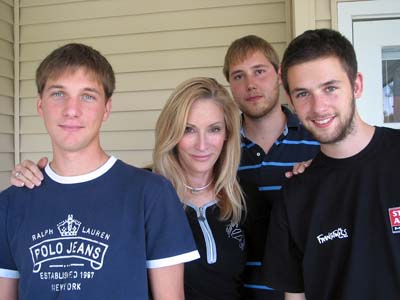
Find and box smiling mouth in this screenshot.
[312,116,335,127]
[192,155,211,161]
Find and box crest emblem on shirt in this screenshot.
[29,214,109,273]
[388,207,400,234]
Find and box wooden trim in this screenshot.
[291,0,315,37]
[14,0,20,164]
[285,0,293,41]
[331,0,338,29]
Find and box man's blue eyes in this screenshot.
[326,86,337,92]
[83,95,94,100]
[295,86,338,98]
[51,93,95,100]
[295,91,308,98]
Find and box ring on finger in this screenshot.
[15,171,21,178]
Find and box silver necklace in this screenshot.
[183,179,213,194]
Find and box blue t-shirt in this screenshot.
[0,157,199,299]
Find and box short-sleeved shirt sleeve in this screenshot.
[143,176,199,268]
[0,189,20,279]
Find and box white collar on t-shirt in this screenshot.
[45,156,117,184]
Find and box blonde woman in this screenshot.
[11,77,248,299]
[154,77,246,298]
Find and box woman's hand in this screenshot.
[10,157,48,189]
[285,159,313,178]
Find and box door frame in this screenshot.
[338,0,400,43]
[337,0,400,126]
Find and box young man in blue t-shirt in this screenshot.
[0,43,199,300]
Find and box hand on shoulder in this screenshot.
[285,159,312,179]
[10,157,48,189]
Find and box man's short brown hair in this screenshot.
[223,35,279,81]
[36,43,115,100]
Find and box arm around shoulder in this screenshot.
[0,277,18,300]
[148,263,184,300]
[10,158,47,189]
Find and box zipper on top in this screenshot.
[188,201,217,264]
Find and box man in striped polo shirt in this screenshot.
[223,35,320,300]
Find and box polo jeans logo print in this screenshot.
[29,214,110,292]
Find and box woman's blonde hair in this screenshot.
[153,77,245,224]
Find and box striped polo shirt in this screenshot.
[239,106,320,299]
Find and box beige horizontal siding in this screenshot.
[0,0,13,190]
[20,0,84,6]
[22,47,229,79]
[20,24,286,62]
[0,77,13,96]
[0,19,13,42]
[0,57,13,79]
[17,0,291,172]
[0,133,13,152]
[21,0,281,22]
[0,39,13,60]
[20,4,285,43]
[20,0,283,24]
[20,151,53,163]
[2,0,11,7]
[0,96,13,115]
[0,152,13,171]
[20,67,226,97]
[0,1,12,23]
[0,172,11,190]
[0,115,13,133]
[316,20,332,29]
[316,0,332,28]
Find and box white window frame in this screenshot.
[338,0,400,43]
